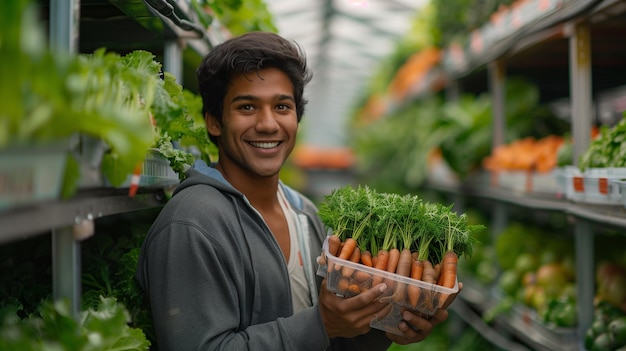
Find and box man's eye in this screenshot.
[240,105,254,111]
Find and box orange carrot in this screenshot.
[342,246,361,277]
[434,262,442,284]
[338,238,357,260]
[352,251,374,288]
[374,249,389,271]
[327,235,342,273]
[360,251,373,267]
[337,276,350,293]
[353,270,372,285]
[384,248,401,290]
[327,235,341,256]
[348,283,361,295]
[395,249,413,277]
[371,249,389,286]
[420,260,438,312]
[437,251,458,288]
[392,249,413,302]
[421,260,437,284]
[386,248,401,274]
[408,259,424,307]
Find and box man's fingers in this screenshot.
[351,282,388,305]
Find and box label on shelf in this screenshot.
[573,176,585,192]
[599,178,609,194]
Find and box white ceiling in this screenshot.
[264,0,427,147]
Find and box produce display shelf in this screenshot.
[427,179,626,229]
[457,281,580,351]
[0,187,167,245]
[450,299,532,351]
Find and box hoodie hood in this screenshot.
[174,159,233,192]
[175,160,304,211]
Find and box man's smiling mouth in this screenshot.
[249,141,280,149]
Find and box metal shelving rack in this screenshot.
[0,0,215,318]
[428,0,626,349]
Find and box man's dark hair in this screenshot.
[196,31,313,145]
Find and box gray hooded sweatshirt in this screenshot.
[136,162,391,351]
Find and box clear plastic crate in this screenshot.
[563,166,585,202]
[0,142,68,210]
[317,237,459,336]
[609,179,626,209]
[107,149,180,188]
[581,167,626,204]
[553,167,571,199]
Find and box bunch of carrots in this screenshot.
[317,185,483,310]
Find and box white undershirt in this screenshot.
[277,187,312,313]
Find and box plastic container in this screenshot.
[317,237,459,336]
[563,166,585,202]
[492,170,558,195]
[106,149,180,189]
[530,171,558,194]
[553,166,572,199]
[495,170,527,193]
[581,167,626,204]
[0,142,68,210]
[610,179,626,209]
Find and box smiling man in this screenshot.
[136,31,453,351]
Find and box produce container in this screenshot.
[493,170,528,193]
[107,148,179,189]
[563,166,585,202]
[0,142,68,210]
[553,166,571,199]
[317,237,459,336]
[493,170,558,195]
[610,179,626,209]
[580,167,626,205]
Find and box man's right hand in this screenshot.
[318,279,392,339]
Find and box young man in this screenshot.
[136,31,456,351]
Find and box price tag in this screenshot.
[598,178,608,194]
[573,176,585,192]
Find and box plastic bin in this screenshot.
[553,167,568,199]
[493,170,558,195]
[580,167,626,205]
[610,179,626,209]
[106,148,180,189]
[317,237,459,336]
[0,142,68,210]
[563,166,585,202]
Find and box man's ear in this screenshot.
[205,113,221,137]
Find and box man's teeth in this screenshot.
[250,141,279,148]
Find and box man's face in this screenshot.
[207,67,298,179]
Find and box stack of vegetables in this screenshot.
[585,301,626,351]
[482,135,565,173]
[486,222,577,328]
[586,259,626,351]
[317,185,483,310]
[578,116,626,171]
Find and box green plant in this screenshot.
[0,296,150,351]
